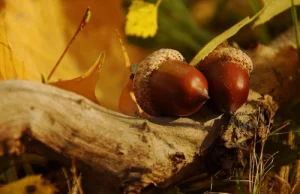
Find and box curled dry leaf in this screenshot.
[117,32,150,117]
[117,29,138,115]
[119,79,151,118]
[119,79,138,115]
[50,53,104,104]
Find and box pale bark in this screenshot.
[0,79,276,193]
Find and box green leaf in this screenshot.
[189,15,258,66]
[253,0,300,27]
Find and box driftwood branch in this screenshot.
[0,80,276,193]
[0,80,225,192]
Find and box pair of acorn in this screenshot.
[132,44,253,117]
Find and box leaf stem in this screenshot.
[249,0,270,44]
[47,7,91,81]
[291,0,300,66]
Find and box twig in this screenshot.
[47,7,91,81]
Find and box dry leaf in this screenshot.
[118,78,151,118]
[117,32,139,115]
[117,32,150,117]
[0,175,56,194]
[0,21,27,80]
[50,53,104,104]
[119,79,139,115]
[2,0,149,111]
[253,0,300,27]
[3,1,81,81]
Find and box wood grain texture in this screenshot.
[0,80,223,192]
[0,80,277,193]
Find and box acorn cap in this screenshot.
[197,44,253,74]
[133,49,185,116]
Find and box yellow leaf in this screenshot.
[189,16,258,66]
[50,53,104,104]
[0,21,27,80]
[3,0,149,111]
[47,7,91,82]
[125,0,162,38]
[0,175,56,194]
[3,1,81,81]
[253,0,300,27]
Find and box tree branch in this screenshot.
[0,80,223,192]
[0,79,276,193]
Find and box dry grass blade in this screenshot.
[248,107,275,194]
[71,159,84,194]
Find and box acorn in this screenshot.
[133,49,209,116]
[197,44,253,113]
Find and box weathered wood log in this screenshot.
[0,80,276,193]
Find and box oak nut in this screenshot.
[133,49,209,116]
[197,44,253,113]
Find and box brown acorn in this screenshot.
[197,44,253,113]
[133,49,209,116]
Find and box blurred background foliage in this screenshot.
[0,0,300,193]
[125,0,294,60]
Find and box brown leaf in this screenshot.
[50,53,104,104]
[119,79,138,115]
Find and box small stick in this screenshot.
[47,7,91,81]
